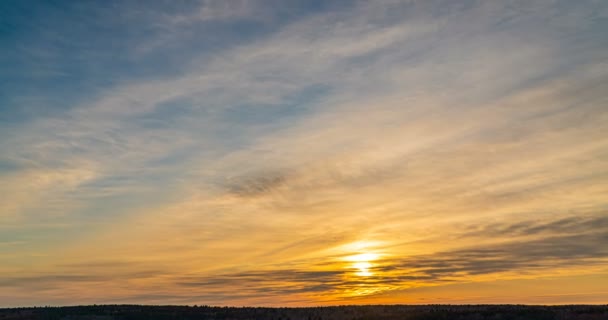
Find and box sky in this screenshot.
[1,0,608,307]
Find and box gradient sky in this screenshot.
[1,0,608,307]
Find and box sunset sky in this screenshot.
[1,0,608,307]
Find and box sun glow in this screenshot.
[345,251,380,277]
[347,253,379,262]
[353,261,373,277]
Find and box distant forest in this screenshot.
[1,305,607,320]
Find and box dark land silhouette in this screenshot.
[1,305,607,320]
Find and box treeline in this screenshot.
[0,304,607,320]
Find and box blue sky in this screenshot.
[1,0,608,306]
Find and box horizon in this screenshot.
[4,305,608,320]
[3,303,608,308]
[1,0,608,307]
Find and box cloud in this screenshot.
[225,170,290,198]
[461,215,608,238]
[396,233,608,278]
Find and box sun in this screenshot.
[345,252,380,277]
[353,261,373,277]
